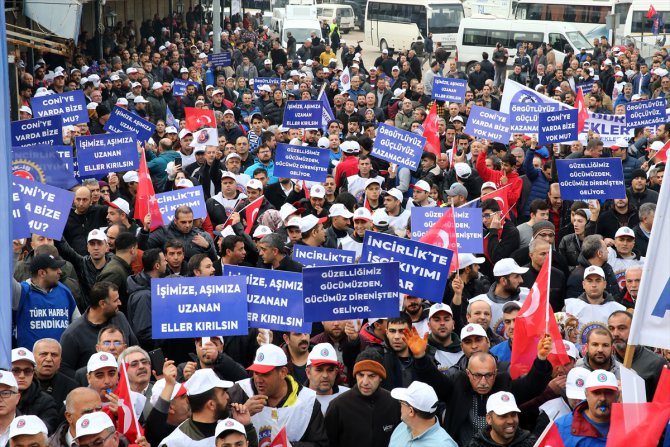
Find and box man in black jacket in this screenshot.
[33,339,77,416]
[55,229,112,299]
[468,391,537,447]
[11,348,59,433]
[62,186,108,256]
[257,233,303,272]
[405,327,553,446]
[127,248,167,351]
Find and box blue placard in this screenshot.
[12,145,78,189]
[282,101,323,128]
[253,77,281,94]
[410,207,483,253]
[172,79,200,96]
[538,109,578,145]
[11,183,31,240]
[11,116,62,147]
[31,90,87,126]
[53,145,75,173]
[151,276,249,339]
[104,106,156,143]
[223,266,309,333]
[208,52,232,68]
[292,245,356,267]
[371,123,426,170]
[509,102,559,133]
[578,80,594,95]
[155,186,208,222]
[302,262,400,322]
[463,105,511,144]
[75,132,138,177]
[12,176,75,240]
[625,98,668,129]
[432,77,467,103]
[360,232,453,300]
[273,143,330,181]
[555,158,626,200]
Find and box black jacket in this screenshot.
[566,255,620,299]
[62,206,109,255]
[324,385,400,447]
[54,239,111,298]
[18,380,60,434]
[468,427,537,447]
[415,355,552,446]
[596,207,639,239]
[362,344,417,391]
[482,221,520,278]
[38,372,77,414]
[260,254,303,272]
[613,345,668,401]
[127,272,154,351]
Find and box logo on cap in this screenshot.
[18,349,26,356]
[257,353,265,362]
[197,129,210,144]
[598,373,607,382]
[81,419,89,428]
[564,342,570,350]
[0,372,3,378]
[100,354,109,361]
[576,378,585,387]
[320,348,329,356]
[225,420,234,427]
[467,326,474,332]
[501,394,510,402]
[16,419,25,428]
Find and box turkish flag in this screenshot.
[481,185,510,226]
[648,5,657,18]
[420,206,459,273]
[606,402,670,447]
[510,252,570,378]
[653,140,670,164]
[575,87,589,133]
[134,150,164,231]
[113,363,144,442]
[423,102,441,157]
[244,196,264,235]
[269,426,289,447]
[185,107,216,131]
[534,421,565,447]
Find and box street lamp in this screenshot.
[105,9,117,28]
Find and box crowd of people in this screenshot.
[6,7,670,447]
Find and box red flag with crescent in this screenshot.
[419,207,459,273]
[185,107,216,131]
[245,196,264,235]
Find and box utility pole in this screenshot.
[213,0,222,52]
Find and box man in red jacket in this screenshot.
[476,149,523,216]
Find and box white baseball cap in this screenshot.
[428,303,453,319]
[566,366,590,400]
[385,188,404,202]
[493,258,528,276]
[307,343,339,367]
[584,369,618,392]
[165,126,178,134]
[481,181,497,192]
[253,225,272,239]
[19,105,32,115]
[11,348,35,366]
[391,381,438,413]
[486,391,520,415]
[454,163,472,179]
[329,203,354,219]
[300,215,327,233]
[176,178,194,189]
[279,203,300,221]
[75,412,115,439]
[247,344,288,374]
[87,229,108,243]
[382,49,389,54]
[583,265,605,279]
[122,171,139,183]
[178,128,193,139]
[152,82,163,90]
[614,226,635,239]
[411,180,431,193]
[185,369,233,395]
[225,153,242,162]
[149,378,188,406]
[9,415,48,439]
[310,184,326,198]
[108,197,131,215]
[0,370,18,388]
[87,352,118,373]
[364,178,383,189]
[458,253,485,269]
[353,207,372,222]
[562,340,579,359]
[317,137,330,148]
[116,98,129,106]
[460,323,488,340]
[221,171,237,180]
[133,95,149,104]
[285,216,302,229]
[372,209,390,227]
[215,418,247,438]
[246,179,263,190]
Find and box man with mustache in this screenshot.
[575,328,620,378]
[282,331,312,386]
[468,391,536,446]
[118,347,152,395]
[555,369,619,446]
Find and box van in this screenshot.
[316,4,355,34]
[456,14,594,73]
[271,4,323,49]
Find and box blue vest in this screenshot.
[16,282,77,349]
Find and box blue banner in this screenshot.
[12,145,78,189]
[104,106,156,143]
[282,101,323,128]
[75,132,138,177]
[11,116,62,147]
[273,144,330,181]
[625,98,667,129]
[578,80,594,95]
[12,176,75,240]
[292,245,356,267]
[11,183,30,240]
[555,158,626,200]
[208,52,232,68]
[410,207,483,253]
[253,77,281,94]
[318,88,335,129]
[432,77,467,103]
[538,109,578,145]
[371,123,425,170]
[31,90,87,126]
[360,232,453,300]
[509,102,559,133]
[172,79,200,96]
[223,266,309,332]
[166,105,179,131]
[155,186,208,222]
[302,262,400,322]
[151,276,249,339]
[463,105,511,144]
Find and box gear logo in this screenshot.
[12,159,45,183]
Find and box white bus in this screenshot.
[621,0,669,51]
[365,0,465,53]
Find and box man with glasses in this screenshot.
[0,369,22,446]
[118,347,152,395]
[74,411,149,447]
[49,387,102,447]
[405,326,553,446]
[305,343,349,415]
[10,348,58,433]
